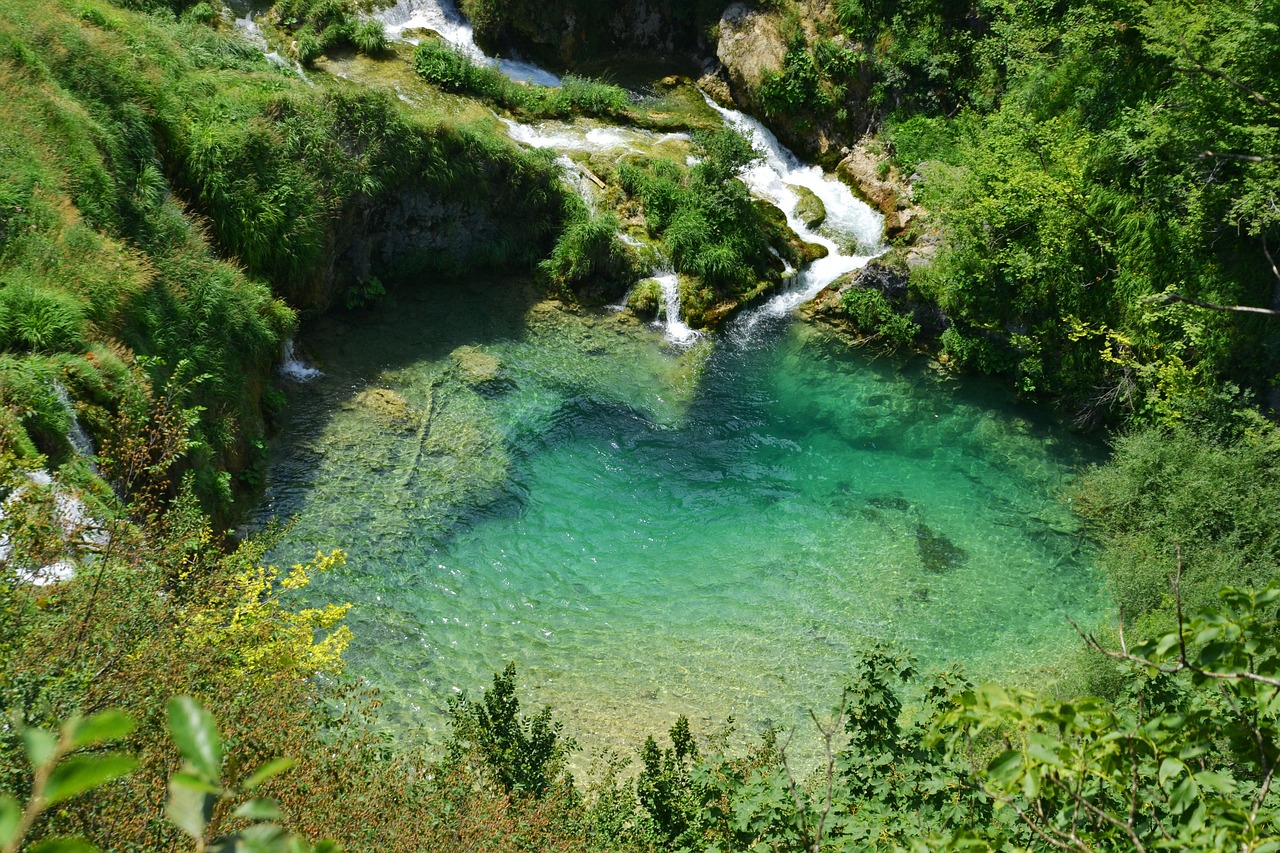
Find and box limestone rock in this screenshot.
[789,184,827,229]
[451,345,502,387]
[715,3,786,114]
[347,388,416,430]
[836,144,902,216]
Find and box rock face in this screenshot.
[462,0,703,67]
[714,2,787,115]
[807,256,948,339]
[835,144,925,241]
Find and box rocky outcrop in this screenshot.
[836,143,925,242]
[713,3,787,116]
[806,255,948,340]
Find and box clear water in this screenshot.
[255,278,1105,760]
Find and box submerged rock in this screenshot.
[346,388,417,430]
[915,522,968,574]
[867,495,911,512]
[451,345,502,387]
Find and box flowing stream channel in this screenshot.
[254,0,1108,761]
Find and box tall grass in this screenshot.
[412,39,631,121]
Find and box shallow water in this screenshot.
[257,279,1106,760]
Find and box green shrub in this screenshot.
[538,206,633,298]
[840,287,919,349]
[350,18,387,55]
[182,1,214,24]
[446,662,574,798]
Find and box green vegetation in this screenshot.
[272,0,388,65]
[615,128,801,323]
[0,0,569,512]
[5,0,1280,848]
[413,39,632,121]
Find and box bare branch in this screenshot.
[1142,291,1280,317]
[1200,151,1280,164]
[1172,36,1280,117]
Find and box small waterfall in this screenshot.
[233,12,312,83]
[374,0,561,86]
[653,271,699,346]
[280,339,323,382]
[53,382,98,469]
[500,117,690,155]
[700,94,884,337]
[556,155,601,212]
[616,234,700,346]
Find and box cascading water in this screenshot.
[373,0,561,87]
[232,10,312,83]
[53,382,97,468]
[279,339,323,382]
[701,95,884,337]
[652,271,699,346]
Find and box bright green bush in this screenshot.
[840,286,919,349]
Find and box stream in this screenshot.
[252,0,1108,760]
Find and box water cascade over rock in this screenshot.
[53,382,97,469]
[374,0,561,86]
[700,95,884,337]
[279,339,323,382]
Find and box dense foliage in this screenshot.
[5,0,1280,849]
[0,0,568,513]
[614,128,808,322]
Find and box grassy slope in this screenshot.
[0,0,569,513]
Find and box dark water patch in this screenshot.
[867,495,911,511]
[915,522,969,574]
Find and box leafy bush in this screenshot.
[446,662,573,797]
[840,286,920,349]
[1074,420,1280,633]
[412,39,632,121]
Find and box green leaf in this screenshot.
[234,797,283,821]
[28,837,101,853]
[167,774,214,840]
[986,749,1021,784]
[1169,775,1200,815]
[166,697,222,781]
[1159,756,1185,787]
[44,754,138,805]
[68,710,135,750]
[170,771,221,795]
[22,727,58,771]
[0,794,21,847]
[209,822,289,853]
[313,841,343,853]
[242,757,297,792]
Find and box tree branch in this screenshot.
[1200,151,1280,164]
[1142,291,1280,317]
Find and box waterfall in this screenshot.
[555,155,601,212]
[233,11,313,83]
[280,339,323,382]
[373,0,561,87]
[53,382,98,470]
[700,94,884,337]
[616,234,699,346]
[653,271,699,346]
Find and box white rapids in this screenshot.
[701,95,883,336]
[373,0,561,87]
